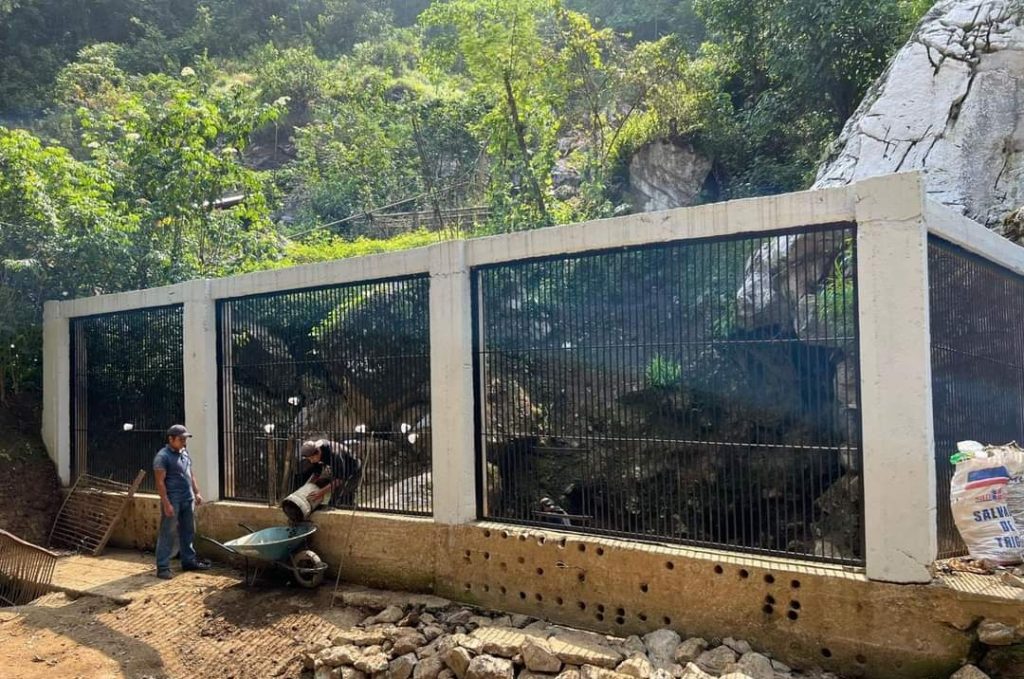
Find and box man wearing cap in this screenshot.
[153,424,211,579]
[299,439,363,508]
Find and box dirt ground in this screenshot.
[0,551,363,679]
[0,393,62,546]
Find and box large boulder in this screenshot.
[629,140,711,213]
[815,1,1024,230]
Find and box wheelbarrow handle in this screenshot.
[238,523,256,534]
[199,535,242,558]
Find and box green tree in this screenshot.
[422,0,567,229]
[0,127,128,401]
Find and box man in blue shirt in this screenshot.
[154,424,211,579]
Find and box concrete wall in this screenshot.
[106,497,1019,679]
[42,171,1024,585]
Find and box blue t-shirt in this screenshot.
[153,445,194,501]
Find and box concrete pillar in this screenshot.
[855,172,937,583]
[41,302,71,485]
[429,240,477,524]
[182,280,221,501]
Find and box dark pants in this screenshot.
[156,496,196,570]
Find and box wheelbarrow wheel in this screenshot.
[290,549,325,588]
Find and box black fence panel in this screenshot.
[928,237,1024,559]
[71,306,185,492]
[474,224,863,564]
[217,276,432,515]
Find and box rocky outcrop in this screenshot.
[815,1,1024,229]
[629,141,711,213]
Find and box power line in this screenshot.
[285,160,484,240]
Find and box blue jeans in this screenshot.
[156,496,196,570]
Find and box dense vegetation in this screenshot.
[0,0,932,401]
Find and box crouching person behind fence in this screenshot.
[154,424,211,580]
[299,439,363,509]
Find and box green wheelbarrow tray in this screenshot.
[200,522,328,588]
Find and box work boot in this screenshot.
[156,569,174,580]
[182,559,212,571]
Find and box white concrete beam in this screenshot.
[59,281,190,318]
[207,249,431,300]
[464,183,856,267]
[182,281,220,501]
[428,241,477,525]
[925,199,1024,275]
[855,172,937,583]
[41,302,71,485]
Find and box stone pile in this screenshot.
[300,587,1005,679]
[300,588,833,679]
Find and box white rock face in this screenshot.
[629,140,712,213]
[815,0,1024,228]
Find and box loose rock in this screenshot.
[725,652,773,679]
[366,606,407,626]
[677,666,712,679]
[978,620,1023,646]
[580,665,633,679]
[390,654,418,679]
[472,628,546,658]
[520,672,556,679]
[321,646,363,668]
[511,615,534,628]
[424,625,445,642]
[523,640,563,673]
[950,665,991,679]
[695,646,737,675]
[355,652,391,675]
[722,638,753,656]
[548,633,623,669]
[673,639,708,665]
[444,647,474,679]
[466,655,515,679]
[447,610,475,626]
[394,632,428,656]
[616,654,653,679]
[335,629,390,647]
[621,637,646,657]
[414,656,447,679]
[643,630,680,667]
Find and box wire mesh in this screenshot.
[474,224,863,564]
[70,306,185,492]
[928,236,1024,559]
[0,530,57,607]
[217,276,432,515]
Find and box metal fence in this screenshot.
[928,237,1024,558]
[71,306,185,492]
[474,224,863,564]
[217,276,432,515]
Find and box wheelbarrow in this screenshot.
[200,522,328,588]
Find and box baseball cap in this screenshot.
[166,424,193,439]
